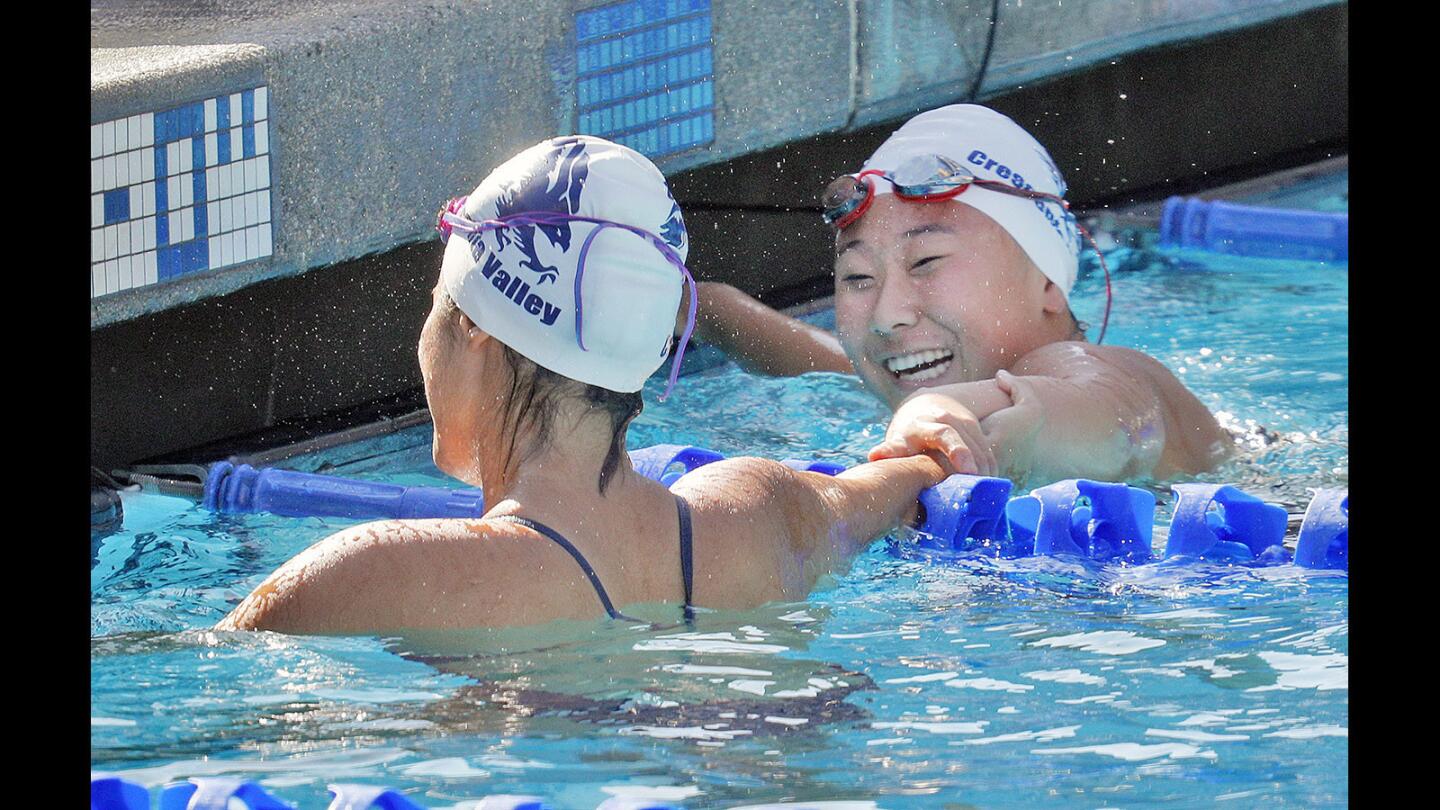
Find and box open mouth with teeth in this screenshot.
[883,349,955,383]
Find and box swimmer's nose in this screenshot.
[869,270,920,336]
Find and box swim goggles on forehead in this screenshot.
[820,153,1114,344]
[436,197,698,401]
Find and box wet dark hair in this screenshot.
[439,293,642,494]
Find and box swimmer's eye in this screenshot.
[910,256,944,275]
[839,272,875,291]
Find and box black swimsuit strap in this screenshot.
[675,494,695,625]
[489,514,637,622]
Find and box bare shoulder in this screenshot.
[218,518,565,634]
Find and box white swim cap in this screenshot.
[861,104,1082,298]
[439,136,690,393]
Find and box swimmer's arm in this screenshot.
[676,455,946,600]
[683,281,853,376]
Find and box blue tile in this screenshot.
[159,245,182,279]
[243,124,255,159]
[155,175,168,214]
[242,89,255,124]
[192,137,206,176]
[182,240,207,273]
[193,104,205,136]
[103,189,130,224]
[194,204,208,236]
[217,96,230,130]
[217,130,231,165]
[154,145,168,181]
[154,111,168,145]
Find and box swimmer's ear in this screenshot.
[456,311,493,351]
[1040,280,1067,315]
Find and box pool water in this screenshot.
[92,175,1348,808]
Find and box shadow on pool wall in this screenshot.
[90,2,1347,472]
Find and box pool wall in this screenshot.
[90,0,1347,471]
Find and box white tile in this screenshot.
[167,141,180,176]
[220,197,232,232]
[206,202,218,237]
[232,162,245,195]
[91,194,104,227]
[115,154,128,188]
[230,127,242,162]
[128,185,142,218]
[92,228,104,261]
[130,150,143,186]
[244,192,258,227]
[216,164,229,199]
[91,159,103,192]
[92,263,106,298]
[91,124,103,159]
[102,120,115,155]
[129,220,143,255]
[140,113,154,147]
[168,210,183,242]
[117,222,132,257]
[205,98,217,132]
[245,226,259,260]
[104,225,119,260]
[209,235,221,267]
[258,223,273,257]
[180,138,194,173]
[255,86,268,120]
[118,255,132,291]
[184,207,196,242]
[143,216,156,250]
[101,156,113,190]
[243,159,256,193]
[142,147,155,181]
[205,132,218,167]
[128,116,142,151]
[258,155,270,188]
[167,175,181,208]
[182,172,194,208]
[258,190,271,222]
[114,118,128,152]
[205,167,217,200]
[105,260,119,294]
[255,120,268,155]
[143,250,158,285]
[143,182,156,217]
[235,229,251,262]
[230,93,242,125]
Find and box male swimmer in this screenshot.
[219,136,955,634]
[688,104,1229,485]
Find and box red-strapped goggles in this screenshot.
[821,154,1071,230]
[820,153,1113,344]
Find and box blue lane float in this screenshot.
[1166,483,1289,563]
[1294,488,1348,571]
[196,445,1347,570]
[1158,196,1348,262]
[90,775,678,810]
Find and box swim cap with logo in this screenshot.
[439,136,690,393]
[860,104,1082,299]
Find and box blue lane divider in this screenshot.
[1294,488,1348,571]
[327,783,427,810]
[159,777,290,810]
[198,443,1346,570]
[1158,196,1348,262]
[1008,479,1156,563]
[92,775,150,810]
[1166,483,1289,563]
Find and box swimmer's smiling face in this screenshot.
[832,195,1065,409]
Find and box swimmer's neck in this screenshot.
[477,414,646,510]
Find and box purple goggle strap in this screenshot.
[438,202,698,401]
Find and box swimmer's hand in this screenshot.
[868,391,998,477]
[979,370,1046,483]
